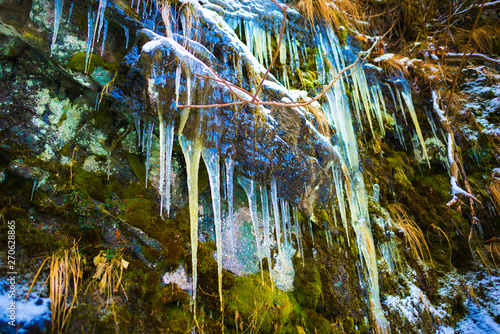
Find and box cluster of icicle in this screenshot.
[49,0,444,332]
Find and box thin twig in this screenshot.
[178,24,393,110]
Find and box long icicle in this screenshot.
[201,147,224,313]
[158,114,166,215]
[260,183,273,287]
[238,176,264,280]
[271,177,282,257]
[50,0,64,56]
[225,156,236,255]
[179,132,203,317]
[163,120,175,217]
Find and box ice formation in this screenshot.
[67,0,441,330]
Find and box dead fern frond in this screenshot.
[90,249,129,303]
[485,241,500,270]
[388,203,433,266]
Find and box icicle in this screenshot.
[332,166,349,244]
[325,226,331,248]
[401,86,430,167]
[238,176,264,279]
[95,0,108,44]
[31,180,38,201]
[124,26,130,48]
[175,63,182,107]
[308,219,315,245]
[225,157,236,255]
[179,132,203,317]
[50,0,64,57]
[280,199,292,245]
[100,18,108,56]
[85,8,94,73]
[158,117,165,215]
[133,114,141,147]
[141,121,148,151]
[243,20,254,54]
[178,66,191,135]
[202,147,223,312]
[163,121,175,217]
[271,177,282,257]
[260,183,273,286]
[266,29,273,68]
[67,1,74,23]
[277,28,289,88]
[293,207,304,266]
[144,121,154,187]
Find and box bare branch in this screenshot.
[178,24,392,110]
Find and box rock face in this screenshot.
[0,0,500,333]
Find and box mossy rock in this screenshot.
[122,197,154,230]
[225,273,301,333]
[66,52,117,75]
[293,264,321,309]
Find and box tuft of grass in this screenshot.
[294,0,364,31]
[453,25,500,55]
[488,181,500,215]
[28,243,83,333]
[388,203,433,266]
[377,54,409,78]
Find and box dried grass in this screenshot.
[388,203,433,265]
[27,244,83,333]
[454,25,500,55]
[488,180,500,214]
[294,0,364,30]
[373,54,409,78]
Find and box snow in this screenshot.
[373,53,394,62]
[0,277,51,334]
[162,265,192,292]
[385,282,448,323]
[432,90,447,122]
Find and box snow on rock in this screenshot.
[385,282,448,324]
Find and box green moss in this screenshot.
[0,205,68,260]
[302,309,335,333]
[72,166,108,202]
[141,206,190,267]
[122,197,154,230]
[66,52,117,75]
[225,273,301,333]
[293,264,321,309]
